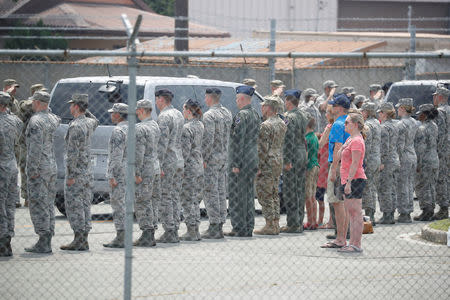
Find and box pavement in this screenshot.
[2,201,449,300]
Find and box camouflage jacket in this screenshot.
[396,116,418,163]
[181,118,204,176]
[135,117,161,178]
[435,103,450,157]
[64,113,99,179]
[201,103,232,166]
[415,120,439,169]
[26,109,61,177]
[364,117,382,168]
[258,115,287,174]
[157,105,184,170]
[0,111,23,168]
[380,119,400,168]
[283,107,308,166]
[106,120,128,180]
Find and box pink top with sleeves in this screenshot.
[340,134,367,185]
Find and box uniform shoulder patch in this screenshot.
[284,118,289,125]
[235,117,240,124]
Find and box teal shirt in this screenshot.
[305,131,319,169]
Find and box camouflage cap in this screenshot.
[262,96,279,109]
[303,88,319,98]
[270,80,285,88]
[377,102,394,113]
[136,99,153,109]
[3,79,19,88]
[30,84,44,95]
[354,95,366,105]
[395,98,414,108]
[416,103,435,115]
[0,91,11,105]
[242,78,257,87]
[342,86,356,95]
[369,84,382,92]
[32,91,50,103]
[432,86,450,97]
[68,93,89,105]
[108,103,129,114]
[323,80,338,89]
[360,101,376,112]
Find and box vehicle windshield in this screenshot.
[385,84,436,107]
[50,82,145,125]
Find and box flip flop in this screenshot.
[320,241,345,248]
[337,245,363,253]
[318,223,334,229]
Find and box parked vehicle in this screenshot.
[384,80,450,108]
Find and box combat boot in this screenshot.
[397,213,412,223]
[254,219,278,235]
[195,224,202,240]
[25,233,52,253]
[6,236,12,256]
[365,208,376,227]
[0,237,11,257]
[280,225,303,233]
[433,206,448,220]
[157,229,179,243]
[133,229,156,247]
[103,230,125,248]
[61,232,87,251]
[82,232,89,250]
[379,212,395,224]
[413,209,434,221]
[201,223,222,239]
[180,225,200,241]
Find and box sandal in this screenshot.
[337,245,363,253]
[318,223,334,229]
[320,241,345,248]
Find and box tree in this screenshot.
[143,0,175,16]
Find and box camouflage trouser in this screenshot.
[283,164,306,228]
[152,175,161,227]
[203,163,228,224]
[181,173,203,226]
[436,153,449,208]
[135,175,156,230]
[110,179,126,231]
[362,163,379,211]
[64,176,92,233]
[396,159,416,214]
[256,171,281,220]
[159,167,183,231]
[0,167,19,238]
[19,143,27,202]
[416,165,438,210]
[378,165,396,213]
[28,174,56,235]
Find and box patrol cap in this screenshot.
[155,89,174,99]
[3,79,19,88]
[236,85,255,96]
[432,86,450,97]
[32,91,50,103]
[270,80,285,88]
[377,102,394,113]
[416,103,435,115]
[108,103,129,114]
[205,87,222,95]
[323,80,338,89]
[185,98,201,107]
[328,94,350,109]
[369,84,382,92]
[284,89,301,100]
[354,95,366,105]
[0,91,11,105]
[136,99,153,109]
[261,96,279,109]
[342,86,356,95]
[303,88,319,98]
[395,98,414,108]
[68,93,89,105]
[360,101,377,112]
[242,78,257,88]
[30,83,44,95]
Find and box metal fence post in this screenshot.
[269,19,276,94]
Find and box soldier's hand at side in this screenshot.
[160,170,165,177]
[135,176,143,185]
[109,178,118,188]
[31,174,39,179]
[66,178,75,186]
[284,163,292,171]
[379,164,384,171]
[257,170,261,176]
[203,162,207,169]
[232,167,240,174]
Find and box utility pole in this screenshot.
[175,0,188,64]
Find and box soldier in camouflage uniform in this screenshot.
[360,102,381,225]
[225,86,260,237]
[104,103,128,248]
[432,87,450,220]
[266,80,286,115]
[60,94,98,251]
[281,89,308,233]
[180,99,204,241]
[155,89,184,243]
[201,88,232,239]
[0,92,23,256]
[301,88,320,133]
[316,80,338,133]
[341,87,356,108]
[377,102,400,224]
[134,99,160,247]
[242,78,257,89]
[18,84,47,207]
[24,91,61,254]
[369,84,383,109]
[395,98,418,223]
[254,96,286,235]
[414,104,440,221]
[353,95,366,109]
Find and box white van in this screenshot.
[49,76,263,215]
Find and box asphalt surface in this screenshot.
[2,201,449,300]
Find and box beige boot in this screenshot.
[254,219,278,235]
[273,218,280,234]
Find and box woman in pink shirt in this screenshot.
[337,112,367,253]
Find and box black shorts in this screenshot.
[340,178,366,199]
[315,187,326,201]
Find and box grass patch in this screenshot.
[429,219,450,231]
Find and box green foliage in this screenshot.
[5,19,68,61]
[143,0,175,16]
[429,218,450,231]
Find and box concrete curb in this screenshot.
[421,224,448,245]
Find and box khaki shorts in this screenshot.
[306,166,319,199]
[326,164,343,204]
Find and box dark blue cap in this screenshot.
[328,93,350,109]
[155,89,174,98]
[205,87,222,95]
[284,89,302,99]
[184,98,201,107]
[236,85,255,96]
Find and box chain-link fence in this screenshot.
[1,48,449,299]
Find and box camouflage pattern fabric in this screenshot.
[435,104,450,207]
